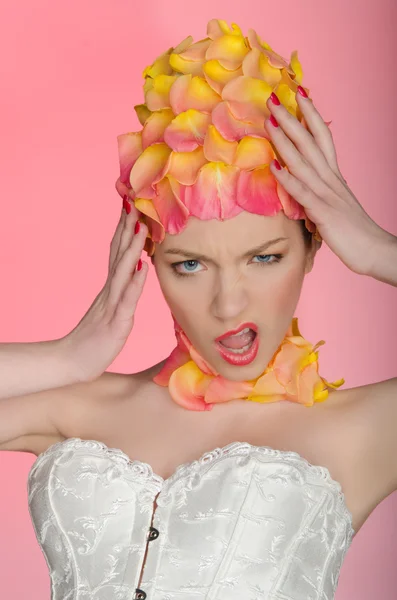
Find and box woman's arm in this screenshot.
[0,338,81,400]
[365,230,397,286]
[0,198,148,401]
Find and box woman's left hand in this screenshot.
[264,89,392,278]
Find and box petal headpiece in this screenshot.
[115,18,324,256]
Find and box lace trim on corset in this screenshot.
[28,437,355,536]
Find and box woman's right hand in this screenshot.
[60,196,149,382]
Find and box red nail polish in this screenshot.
[137,258,142,271]
[270,92,280,105]
[123,197,131,214]
[134,220,140,234]
[269,115,279,128]
[274,160,282,170]
[297,86,308,98]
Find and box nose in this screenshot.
[211,272,250,322]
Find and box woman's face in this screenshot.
[153,210,319,381]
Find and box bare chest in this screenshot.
[40,376,386,536]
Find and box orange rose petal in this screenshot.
[205,33,249,70]
[233,136,274,169]
[164,109,211,152]
[203,59,244,95]
[152,176,190,235]
[204,376,254,404]
[207,19,244,41]
[203,125,238,163]
[212,101,269,142]
[133,198,165,243]
[169,53,204,76]
[142,49,174,79]
[169,74,221,115]
[168,362,214,411]
[129,143,172,194]
[222,76,273,122]
[242,48,283,87]
[117,132,143,185]
[134,104,152,126]
[144,74,177,111]
[141,109,175,149]
[180,37,211,60]
[184,162,241,220]
[237,166,283,215]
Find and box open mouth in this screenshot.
[215,327,259,365]
[218,327,257,353]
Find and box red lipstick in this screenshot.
[215,322,258,342]
[214,322,259,366]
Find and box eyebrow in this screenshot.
[164,237,289,262]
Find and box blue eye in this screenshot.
[171,254,283,277]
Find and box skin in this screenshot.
[151,210,320,382]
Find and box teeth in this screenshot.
[228,327,251,338]
[221,339,254,354]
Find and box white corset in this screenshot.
[27,438,354,600]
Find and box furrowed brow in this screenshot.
[164,237,289,262]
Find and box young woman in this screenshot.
[1,19,396,600]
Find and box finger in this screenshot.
[295,91,341,173]
[108,199,127,272]
[112,259,148,324]
[110,199,141,277]
[265,116,333,200]
[269,160,330,222]
[266,93,348,196]
[106,221,147,311]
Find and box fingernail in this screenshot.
[269,115,279,128]
[274,160,282,170]
[123,196,131,214]
[134,220,140,234]
[297,86,308,98]
[137,258,142,271]
[270,92,280,105]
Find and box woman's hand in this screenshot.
[60,197,148,382]
[264,88,394,278]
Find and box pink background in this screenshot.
[1,0,396,597]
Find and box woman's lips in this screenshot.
[218,327,256,349]
[214,330,259,366]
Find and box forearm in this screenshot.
[0,338,81,400]
[367,230,397,286]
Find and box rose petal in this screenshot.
[222,76,273,122]
[133,198,165,243]
[164,109,211,152]
[117,132,143,185]
[205,22,249,70]
[233,136,275,169]
[212,101,269,142]
[134,104,152,126]
[168,361,214,411]
[242,48,283,87]
[237,166,283,215]
[142,49,173,78]
[142,109,175,149]
[203,59,243,95]
[203,125,238,163]
[153,147,207,186]
[169,74,221,115]
[129,142,172,194]
[184,162,242,219]
[207,19,244,40]
[204,376,254,404]
[152,176,190,235]
[144,74,178,111]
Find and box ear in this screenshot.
[304,238,322,274]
